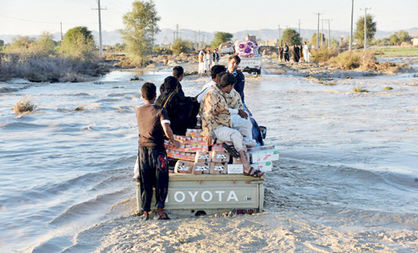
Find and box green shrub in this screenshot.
[60,26,96,60]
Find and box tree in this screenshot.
[172,39,193,54]
[354,14,376,46]
[121,0,160,66]
[280,29,301,45]
[33,32,56,57]
[3,36,34,54]
[389,31,411,45]
[210,32,233,48]
[61,26,96,59]
[0,40,4,48]
[310,33,326,48]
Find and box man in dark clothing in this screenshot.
[227,55,246,104]
[279,45,284,62]
[293,45,300,62]
[284,43,290,62]
[156,76,199,135]
[136,82,179,220]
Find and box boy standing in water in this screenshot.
[136,82,179,220]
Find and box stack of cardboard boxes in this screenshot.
[168,129,279,175]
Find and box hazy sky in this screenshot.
[1,0,417,35]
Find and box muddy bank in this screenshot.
[262,56,416,85]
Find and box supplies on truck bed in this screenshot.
[162,129,279,175]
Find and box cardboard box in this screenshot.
[167,151,195,161]
[195,151,210,163]
[174,160,194,174]
[232,152,250,164]
[210,163,227,175]
[186,129,203,138]
[193,163,210,175]
[227,164,244,174]
[174,135,208,145]
[210,150,229,163]
[211,144,225,152]
[251,161,273,172]
[249,149,279,163]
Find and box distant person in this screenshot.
[293,44,300,62]
[155,76,198,135]
[212,48,220,66]
[299,45,303,62]
[303,41,310,63]
[284,43,290,62]
[198,49,205,75]
[279,45,284,62]
[136,82,179,220]
[204,49,212,74]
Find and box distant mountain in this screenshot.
[2,27,417,45]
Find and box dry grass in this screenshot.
[13,96,36,115]
[310,48,339,63]
[353,87,369,93]
[0,53,109,82]
[327,50,404,73]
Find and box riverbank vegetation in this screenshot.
[327,50,404,73]
[0,27,108,82]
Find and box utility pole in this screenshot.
[350,0,354,52]
[176,24,179,40]
[298,19,301,35]
[93,0,106,56]
[315,13,321,49]
[60,22,63,41]
[328,19,331,48]
[278,25,281,44]
[321,19,325,48]
[322,19,331,48]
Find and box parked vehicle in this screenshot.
[234,35,262,75]
[218,41,235,54]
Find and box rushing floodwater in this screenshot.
[0,65,417,252]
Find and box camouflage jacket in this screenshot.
[200,85,232,137]
[225,89,244,111]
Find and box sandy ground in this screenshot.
[68,205,417,252]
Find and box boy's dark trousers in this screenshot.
[138,146,169,212]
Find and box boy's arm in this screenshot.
[160,108,180,147]
[162,123,180,147]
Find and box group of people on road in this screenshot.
[135,55,263,220]
[198,48,221,75]
[278,41,310,63]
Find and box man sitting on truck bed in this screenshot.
[227,55,246,104]
[200,73,263,177]
[197,66,254,144]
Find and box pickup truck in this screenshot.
[234,39,262,75]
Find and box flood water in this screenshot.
[0,64,417,252]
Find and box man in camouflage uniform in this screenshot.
[200,73,263,177]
